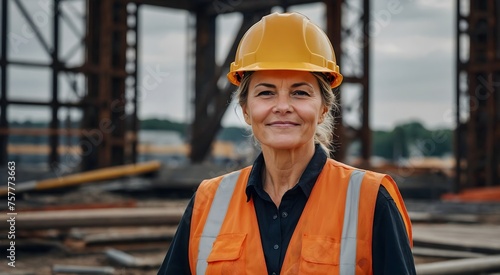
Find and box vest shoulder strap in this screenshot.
[196,170,242,275]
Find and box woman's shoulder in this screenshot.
[197,166,253,189]
[325,158,388,177]
[323,159,393,187]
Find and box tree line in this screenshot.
[9,119,453,160]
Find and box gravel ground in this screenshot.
[0,249,165,275]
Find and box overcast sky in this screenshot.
[4,0,455,131]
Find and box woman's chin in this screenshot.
[261,140,307,151]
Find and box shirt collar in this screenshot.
[245,144,328,201]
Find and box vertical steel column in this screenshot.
[97,0,112,166]
[189,11,265,163]
[326,0,371,164]
[461,0,500,188]
[130,3,140,164]
[82,0,101,170]
[455,0,464,191]
[49,0,61,165]
[109,1,127,166]
[0,0,8,164]
[190,7,216,163]
[485,0,500,186]
[360,0,371,164]
[82,0,127,169]
[325,0,344,160]
[465,0,479,188]
[484,0,497,187]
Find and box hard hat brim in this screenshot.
[227,62,343,89]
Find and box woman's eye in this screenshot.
[293,90,310,96]
[257,91,273,96]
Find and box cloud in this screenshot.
[367,0,454,129]
[375,35,452,59]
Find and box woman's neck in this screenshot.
[261,143,315,207]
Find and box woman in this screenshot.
[158,12,415,275]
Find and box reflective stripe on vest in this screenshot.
[197,171,241,275]
[196,169,366,274]
[340,169,366,274]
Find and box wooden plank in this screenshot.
[416,254,500,275]
[409,212,480,223]
[412,247,486,259]
[105,248,139,267]
[105,248,164,268]
[413,224,500,253]
[52,265,115,275]
[0,160,162,196]
[1,207,183,230]
[17,200,137,212]
[64,226,177,251]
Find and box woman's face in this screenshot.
[242,70,327,151]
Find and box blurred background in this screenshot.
[1,0,499,274]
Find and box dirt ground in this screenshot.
[3,178,500,275]
[0,249,166,275]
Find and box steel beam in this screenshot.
[49,0,61,166]
[189,6,217,163]
[456,0,500,189]
[129,3,140,164]
[82,0,128,170]
[131,0,320,14]
[455,0,465,192]
[0,0,8,165]
[325,0,344,159]
[12,0,52,55]
[360,0,371,165]
[325,0,370,164]
[189,10,267,162]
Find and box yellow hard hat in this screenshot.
[227,12,343,88]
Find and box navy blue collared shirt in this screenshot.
[158,145,416,275]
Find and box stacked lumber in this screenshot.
[410,199,500,274]
[2,207,183,230]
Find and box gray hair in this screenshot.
[234,71,338,156]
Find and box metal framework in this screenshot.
[0,0,371,171]
[0,0,139,171]
[456,0,500,189]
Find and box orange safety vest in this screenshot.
[189,159,412,275]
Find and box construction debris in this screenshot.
[3,162,500,275]
[412,247,486,259]
[52,264,115,275]
[105,248,163,268]
[415,254,500,275]
[2,207,183,230]
[0,160,162,196]
[412,224,500,254]
[65,226,177,252]
[442,186,500,202]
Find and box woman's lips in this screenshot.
[267,121,300,127]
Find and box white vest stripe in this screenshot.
[340,169,366,274]
[196,171,241,275]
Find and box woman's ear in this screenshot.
[319,106,328,124]
[242,105,251,125]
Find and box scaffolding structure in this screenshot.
[0,0,370,172]
[456,0,500,189]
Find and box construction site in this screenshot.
[1,0,500,274]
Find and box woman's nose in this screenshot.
[272,93,292,113]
